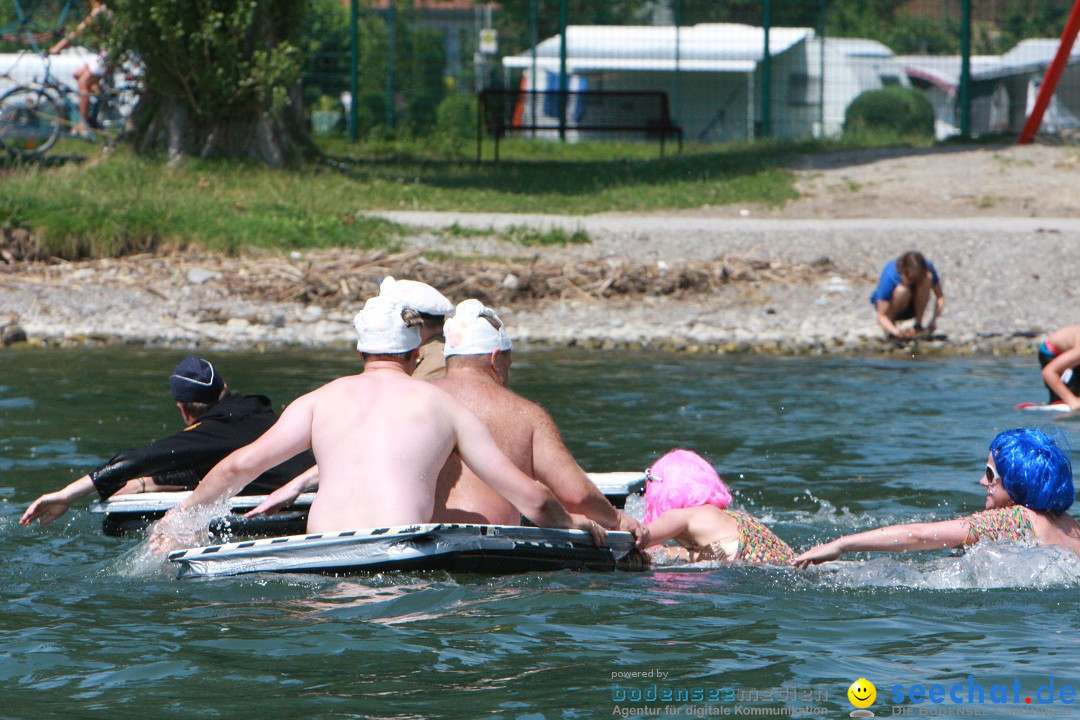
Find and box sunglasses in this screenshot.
[985,463,1002,484]
[644,469,663,483]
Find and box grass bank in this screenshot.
[2,134,920,259]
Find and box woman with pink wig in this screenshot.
[643,449,794,565]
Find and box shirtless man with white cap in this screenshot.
[149,295,605,552]
[431,299,647,545]
[378,276,454,381]
[246,299,646,546]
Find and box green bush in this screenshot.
[357,92,388,136]
[403,92,440,136]
[435,93,478,139]
[844,86,935,138]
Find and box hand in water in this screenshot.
[148,511,208,556]
[20,492,71,527]
[792,540,842,569]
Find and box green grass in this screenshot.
[434,222,591,246]
[3,150,408,257]
[2,132,937,259]
[500,224,591,246]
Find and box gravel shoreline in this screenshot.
[3,145,1079,356]
[2,214,1077,356]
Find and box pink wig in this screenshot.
[642,448,733,524]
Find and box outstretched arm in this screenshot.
[49,6,104,54]
[19,475,96,528]
[642,508,693,548]
[244,465,320,518]
[1042,347,1080,410]
[150,394,317,553]
[793,517,971,568]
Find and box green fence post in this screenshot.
[530,0,538,138]
[819,0,826,138]
[558,0,568,141]
[761,0,771,138]
[350,0,359,142]
[387,0,396,131]
[674,0,681,133]
[959,0,971,138]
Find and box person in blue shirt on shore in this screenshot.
[870,250,945,340]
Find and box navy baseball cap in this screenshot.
[169,356,225,403]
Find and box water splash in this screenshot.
[812,542,1080,590]
[110,538,176,579]
[110,498,234,577]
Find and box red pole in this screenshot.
[1018,0,1080,144]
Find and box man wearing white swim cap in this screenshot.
[151,296,608,552]
[432,299,648,548]
[378,276,454,381]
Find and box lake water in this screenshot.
[2,347,1079,719]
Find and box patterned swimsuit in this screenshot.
[694,510,795,565]
[961,506,1034,544]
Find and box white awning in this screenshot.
[502,56,757,74]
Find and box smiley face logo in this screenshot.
[848,678,877,709]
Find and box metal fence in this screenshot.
[306,0,1080,145]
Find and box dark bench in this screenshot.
[477,89,683,162]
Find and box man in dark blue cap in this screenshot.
[20,356,315,528]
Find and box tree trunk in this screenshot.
[128,85,316,166]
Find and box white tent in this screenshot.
[502,23,909,142]
[901,39,1080,139]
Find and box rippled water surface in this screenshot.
[2,347,1078,719]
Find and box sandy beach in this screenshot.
[3,143,1079,354]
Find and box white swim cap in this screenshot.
[378,276,454,316]
[443,299,512,357]
[354,296,421,354]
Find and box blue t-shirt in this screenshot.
[870,259,940,305]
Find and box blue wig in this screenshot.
[989,428,1075,514]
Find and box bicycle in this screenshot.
[0,49,136,159]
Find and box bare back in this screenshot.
[1047,324,1080,353]
[304,370,459,531]
[431,376,537,524]
[1025,508,1080,557]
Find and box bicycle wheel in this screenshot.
[0,85,66,159]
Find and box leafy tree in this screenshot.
[296,1,448,138]
[997,0,1074,54]
[107,0,313,165]
[297,0,351,107]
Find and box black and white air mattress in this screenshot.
[168,523,648,578]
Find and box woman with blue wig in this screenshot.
[793,428,1080,567]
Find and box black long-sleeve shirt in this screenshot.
[89,394,315,500]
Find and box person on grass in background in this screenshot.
[378,276,454,381]
[48,0,110,138]
[245,298,647,547]
[150,296,607,553]
[1038,324,1080,410]
[641,448,794,565]
[870,250,945,340]
[20,356,314,528]
[793,428,1080,567]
